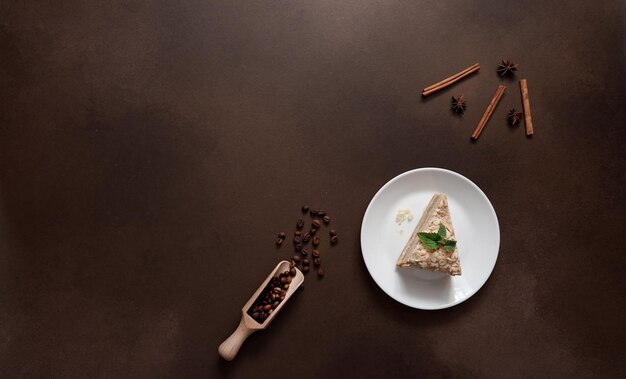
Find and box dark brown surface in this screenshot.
[1,1,625,377]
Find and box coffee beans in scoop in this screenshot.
[247,270,295,323]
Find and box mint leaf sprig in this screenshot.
[417,223,457,252]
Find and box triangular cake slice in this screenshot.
[396,193,461,276]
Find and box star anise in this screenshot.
[508,108,524,126]
[497,59,518,77]
[451,95,466,114]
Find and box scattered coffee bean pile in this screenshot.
[275,205,338,279]
[247,270,294,323]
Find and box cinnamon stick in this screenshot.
[422,63,480,96]
[519,79,533,136]
[471,85,506,140]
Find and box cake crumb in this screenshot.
[395,208,413,226]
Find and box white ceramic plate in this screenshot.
[360,168,500,310]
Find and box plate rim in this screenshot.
[360,167,500,310]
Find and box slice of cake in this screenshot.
[396,193,461,276]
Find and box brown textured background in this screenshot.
[1,0,625,378]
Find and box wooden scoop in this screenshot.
[218,260,304,361]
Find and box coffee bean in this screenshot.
[312,249,320,258]
[303,259,310,266]
[294,231,301,236]
[267,309,273,315]
[310,228,317,236]
[283,270,290,277]
[280,294,285,300]
[292,255,301,263]
[323,215,331,223]
[302,266,310,273]
[296,219,304,229]
[278,232,286,239]
[272,301,280,309]
[301,248,308,256]
[289,267,296,276]
[312,220,321,228]
[273,287,282,293]
[293,236,301,244]
[283,284,290,289]
[312,236,320,246]
[317,268,324,278]
[290,260,295,268]
[294,243,303,250]
[302,205,310,212]
[252,312,259,318]
[310,209,327,217]
[286,276,292,284]
[330,235,338,244]
[303,233,311,242]
[329,229,337,237]
[275,238,283,246]
[281,277,287,283]
[263,304,272,311]
[314,258,321,266]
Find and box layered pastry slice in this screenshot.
[396,193,462,276]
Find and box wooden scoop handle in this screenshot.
[218,316,257,361]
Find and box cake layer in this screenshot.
[396,194,461,276]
